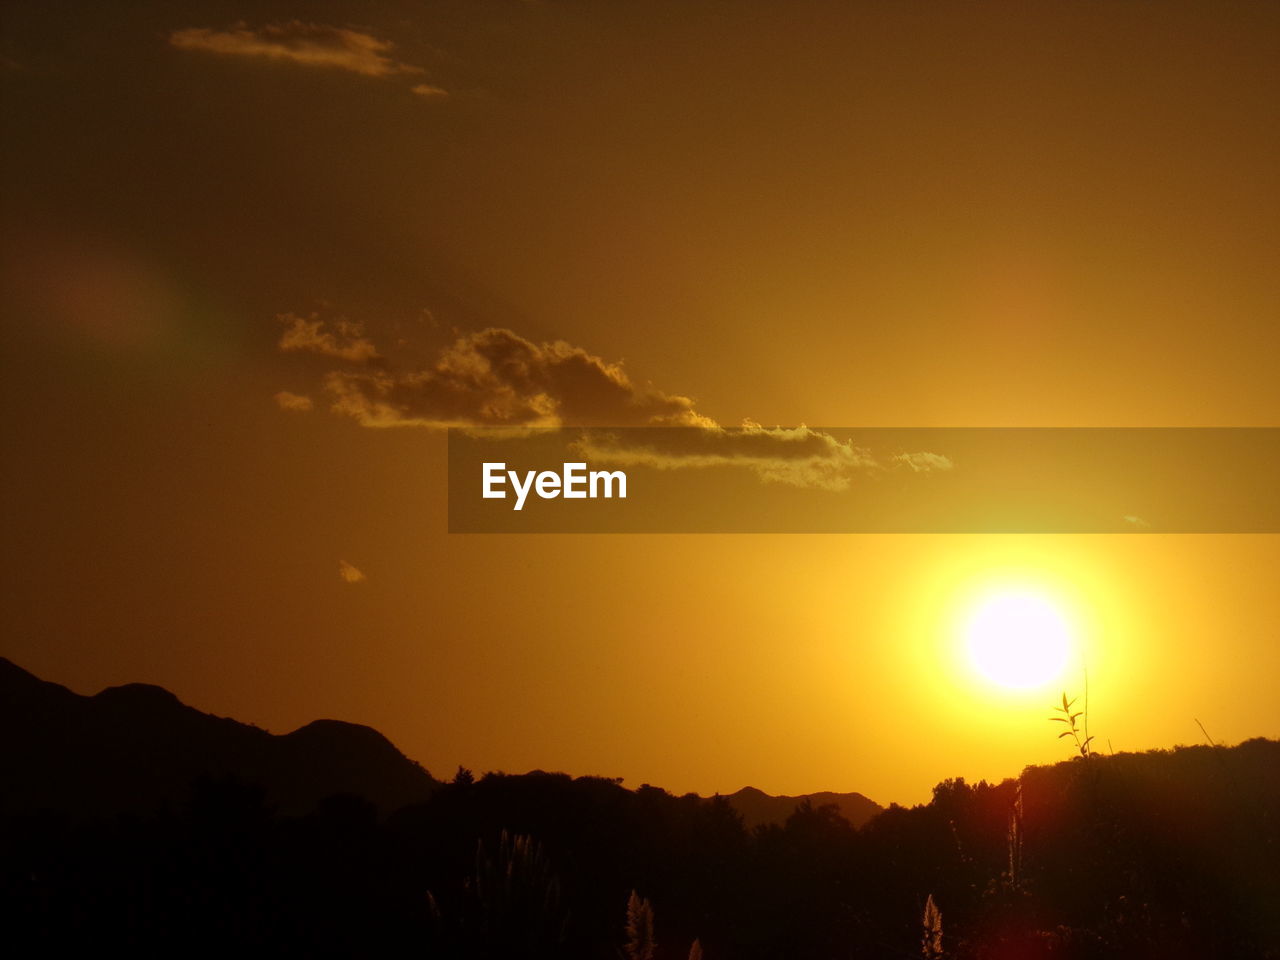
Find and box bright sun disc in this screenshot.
[964,590,1072,690]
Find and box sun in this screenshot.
[962,589,1073,690]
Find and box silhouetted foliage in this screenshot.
[2,659,1278,958]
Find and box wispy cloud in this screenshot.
[411,83,449,99]
[170,22,425,79]
[572,424,950,491]
[891,451,954,473]
[274,390,314,412]
[279,313,380,363]
[338,560,366,583]
[571,424,880,491]
[277,316,951,490]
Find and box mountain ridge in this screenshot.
[0,656,440,817]
[0,656,882,825]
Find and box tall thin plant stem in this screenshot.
[1083,665,1089,759]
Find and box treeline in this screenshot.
[2,739,1278,958]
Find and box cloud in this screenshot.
[571,424,879,491]
[411,84,449,99]
[274,390,314,412]
[1122,514,1151,529]
[279,313,379,363]
[338,560,366,583]
[571,423,952,491]
[170,22,425,79]
[322,327,712,429]
[277,317,952,490]
[891,451,954,473]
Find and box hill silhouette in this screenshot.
[1,656,882,828]
[723,784,881,829]
[3,656,1278,958]
[0,656,439,817]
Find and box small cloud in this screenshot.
[274,390,314,412]
[1122,514,1151,529]
[170,22,424,78]
[411,83,449,99]
[279,313,379,362]
[891,451,954,473]
[338,560,366,583]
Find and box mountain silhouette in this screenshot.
[724,784,881,829]
[0,656,439,817]
[3,658,1279,957]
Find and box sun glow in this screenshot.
[962,589,1074,690]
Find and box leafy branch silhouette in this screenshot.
[1050,691,1094,758]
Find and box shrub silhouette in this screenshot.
[624,889,657,960]
[3,656,1278,959]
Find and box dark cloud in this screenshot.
[322,327,711,429]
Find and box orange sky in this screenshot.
[2,0,1278,805]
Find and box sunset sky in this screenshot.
[2,0,1278,806]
